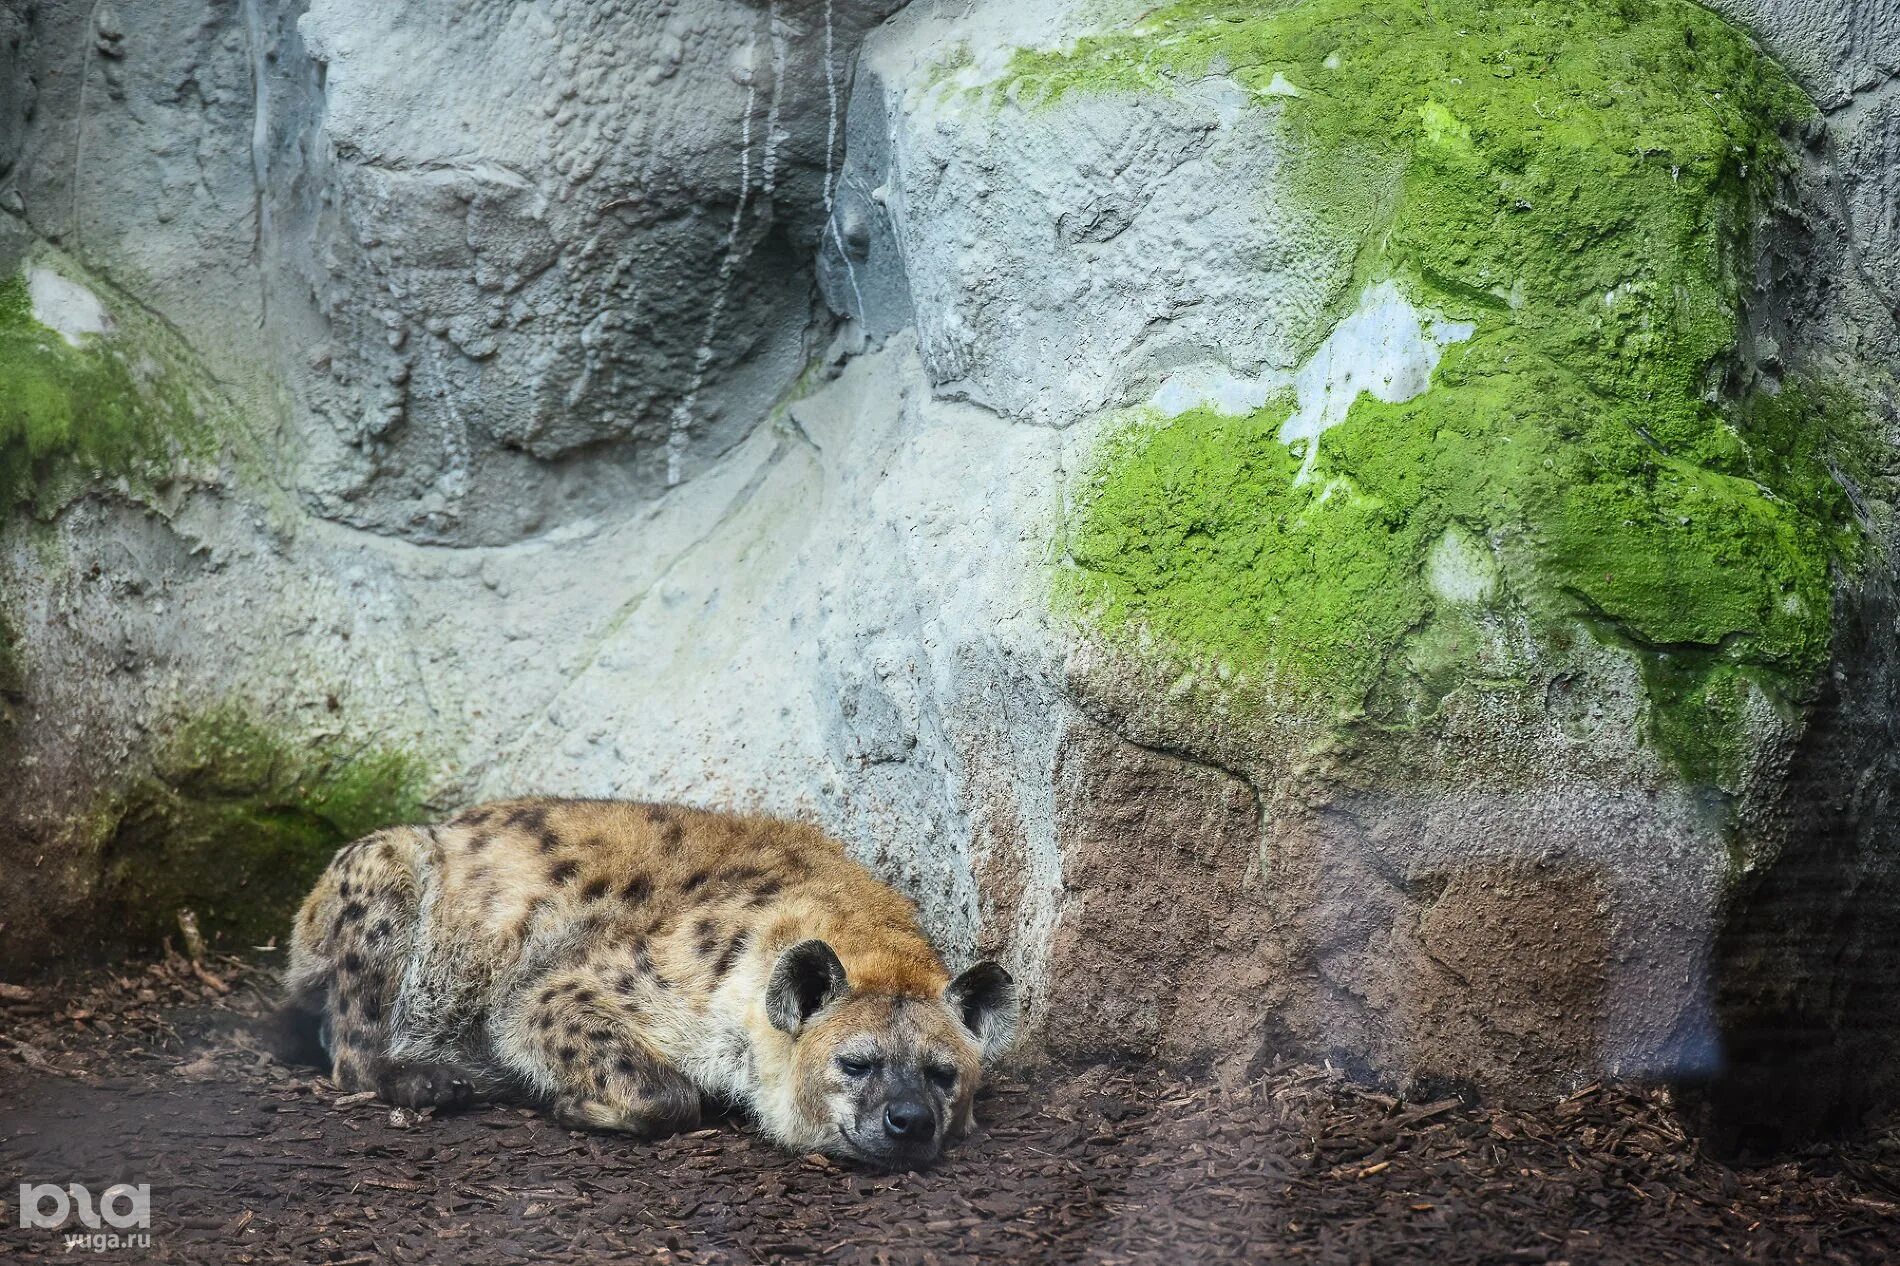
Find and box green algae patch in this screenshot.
[0,268,211,516]
[1032,0,1864,785]
[96,706,432,948]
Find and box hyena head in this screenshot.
[766,939,1017,1168]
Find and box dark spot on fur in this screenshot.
[336,993,355,1018]
[548,859,580,886]
[615,1056,637,1076]
[633,945,655,975]
[587,1028,613,1044]
[339,901,368,924]
[466,831,491,854]
[537,1012,555,1031]
[573,989,596,1005]
[711,931,750,980]
[538,831,563,855]
[682,870,709,894]
[693,917,719,960]
[507,804,550,833]
[341,951,365,974]
[338,879,354,899]
[747,878,784,906]
[622,874,652,904]
[660,821,685,851]
[453,806,496,827]
[556,1045,578,1065]
[616,972,637,993]
[363,995,383,1022]
[726,866,765,886]
[539,986,558,1005]
[581,877,609,901]
[643,804,675,824]
[368,920,393,944]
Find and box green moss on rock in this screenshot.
[97,706,431,948]
[1027,0,1863,785]
[0,268,208,515]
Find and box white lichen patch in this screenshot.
[1149,365,1288,416]
[27,266,114,346]
[1279,281,1475,483]
[1426,524,1498,604]
[1150,280,1474,483]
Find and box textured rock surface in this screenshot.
[3,0,906,544]
[3,0,1899,1129]
[1705,0,1900,311]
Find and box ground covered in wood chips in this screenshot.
[3,953,1898,1263]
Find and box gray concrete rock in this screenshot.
[821,0,1355,426]
[1,0,905,544]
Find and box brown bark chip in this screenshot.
[1,954,1896,1264]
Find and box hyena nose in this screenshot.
[882,1098,932,1140]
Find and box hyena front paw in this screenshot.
[374,1060,478,1110]
[551,1086,701,1137]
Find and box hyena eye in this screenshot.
[836,1055,878,1078]
[924,1064,957,1092]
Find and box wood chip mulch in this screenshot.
[2,952,1896,1264]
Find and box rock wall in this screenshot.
[3,0,1898,1129]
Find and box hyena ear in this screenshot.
[766,939,848,1035]
[945,961,1018,1064]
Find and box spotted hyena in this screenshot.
[273,799,1017,1167]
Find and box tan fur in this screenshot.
[283,799,1010,1160]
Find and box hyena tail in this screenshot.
[279,826,481,1111]
[259,978,331,1069]
[280,826,429,1091]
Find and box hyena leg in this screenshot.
[499,969,700,1136]
[289,828,477,1109]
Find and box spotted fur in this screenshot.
[279,799,1017,1164]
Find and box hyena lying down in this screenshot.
[275,798,1017,1167]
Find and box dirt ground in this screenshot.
[2,952,1897,1264]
